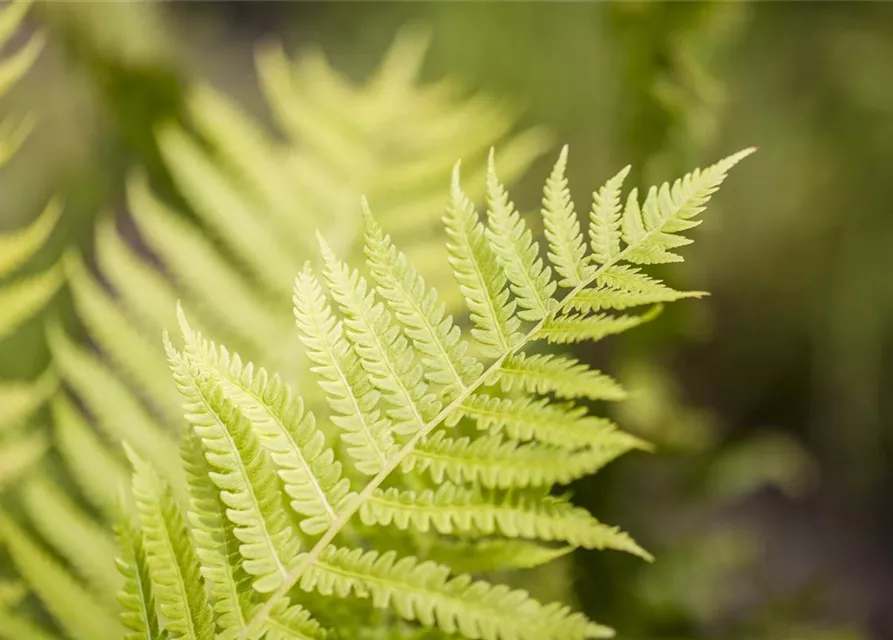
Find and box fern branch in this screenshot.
[237,147,754,637]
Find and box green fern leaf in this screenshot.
[0,200,60,276]
[115,510,164,640]
[0,431,46,490]
[485,150,557,321]
[444,164,521,358]
[494,352,626,401]
[176,308,355,535]
[166,340,301,593]
[294,265,398,475]
[302,546,614,640]
[264,602,329,640]
[0,369,55,432]
[364,207,482,397]
[536,306,662,344]
[320,237,441,435]
[126,446,215,640]
[622,148,755,264]
[458,393,618,449]
[180,429,253,638]
[424,538,573,574]
[405,429,643,490]
[0,265,62,341]
[588,165,630,265]
[362,483,650,559]
[541,146,591,288]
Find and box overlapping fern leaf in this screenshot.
[1,28,549,640]
[114,146,751,640]
[0,0,60,495]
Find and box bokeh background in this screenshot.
[2,2,892,639]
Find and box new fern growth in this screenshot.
[117,146,752,640]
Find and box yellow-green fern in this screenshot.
[118,146,751,640]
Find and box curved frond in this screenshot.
[127,447,215,640]
[321,237,440,436]
[444,164,521,358]
[294,265,397,475]
[302,546,614,640]
[361,484,650,560]
[406,429,643,490]
[166,339,301,594]
[115,511,163,640]
[485,150,556,321]
[494,353,626,401]
[176,309,354,535]
[542,146,591,288]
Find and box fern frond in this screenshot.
[424,538,573,574]
[621,148,755,264]
[180,428,253,638]
[459,394,617,449]
[588,166,630,265]
[165,339,301,593]
[365,207,482,397]
[302,546,614,640]
[536,307,662,344]
[264,602,329,640]
[542,146,591,287]
[405,430,641,490]
[444,165,522,358]
[485,150,557,321]
[0,510,124,640]
[321,237,441,436]
[126,446,215,640]
[176,309,355,535]
[361,484,650,559]
[294,265,397,475]
[494,353,626,401]
[115,510,164,640]
[226,147,751,639]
